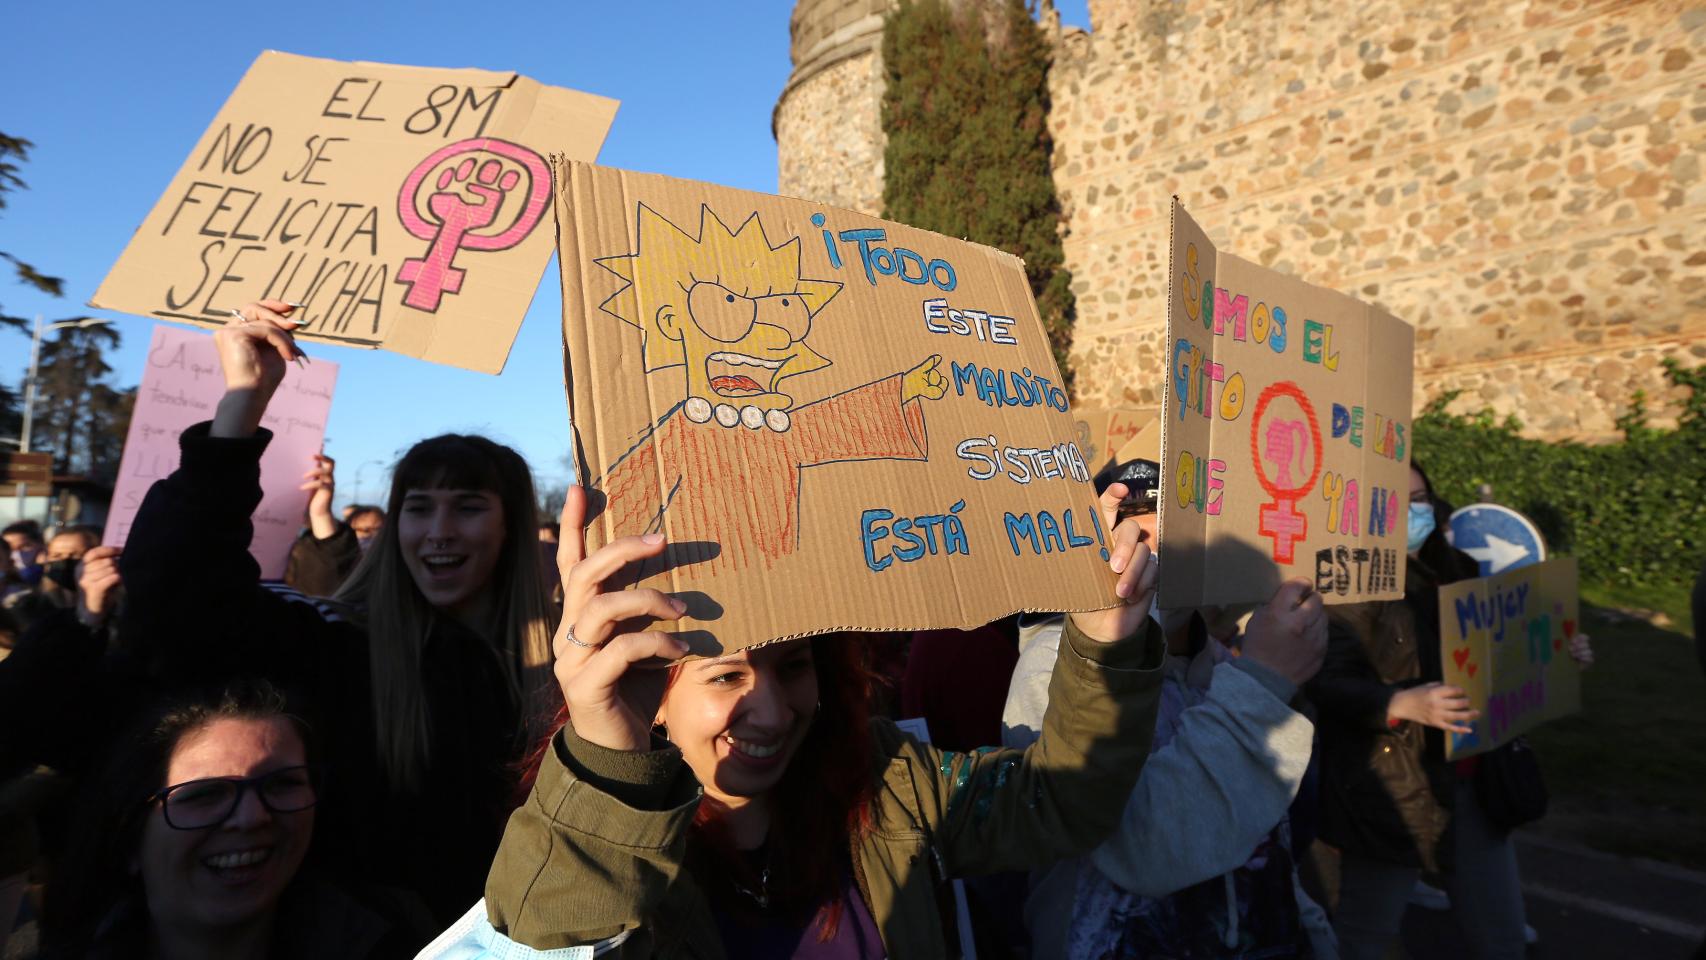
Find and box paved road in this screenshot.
[1403,832,1706,959]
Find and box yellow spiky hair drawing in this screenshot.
[594,204,844,372]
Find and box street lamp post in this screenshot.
[13,314,114,522]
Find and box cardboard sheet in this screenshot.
[556,162,1116,652]
[1074,406,1157,476]
[1438,558,1581,759]
[1160,200,1414,607]
[105,325,339,578]
[93,51,618,374]
[1112,417,1162,467]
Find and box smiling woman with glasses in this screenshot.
[39,681,426,960]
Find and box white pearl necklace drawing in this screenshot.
[683,396,792,433]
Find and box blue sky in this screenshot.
[2,0,1091,508]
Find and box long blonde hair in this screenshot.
[334,434,554,792]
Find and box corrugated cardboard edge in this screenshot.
[1158,198,1179,586]
[552,160,1119,652]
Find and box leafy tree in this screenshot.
[1,131,64,331]
[3,131,67,446]
[1,130,134,480]
[0,379,19,445]
[881,0,1077,393]
[32,322,134,481]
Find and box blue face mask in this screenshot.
[1407,502,1436,552]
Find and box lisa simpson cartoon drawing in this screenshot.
[591,203,948,570]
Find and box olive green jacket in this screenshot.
[484,618,1164,958]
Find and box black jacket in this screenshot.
[119,423,528,926]
[1309,545,1480,873]
[284,521,362,597]
[0,610,142,782]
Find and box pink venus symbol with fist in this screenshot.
[395,138,551,312]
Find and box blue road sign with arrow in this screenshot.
[1447,504,1547,577]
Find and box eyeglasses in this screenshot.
[148,765,318,830]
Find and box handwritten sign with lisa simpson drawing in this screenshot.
[1438,557,1581,760]
[556,161,1115,653]
[1160,199,1415,608]
[105,325,340,578]
[92,51,617,375]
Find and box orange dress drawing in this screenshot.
[597,374,928,572]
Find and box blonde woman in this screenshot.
[119,300,555,929]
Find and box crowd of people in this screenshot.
[0,301,1602,959]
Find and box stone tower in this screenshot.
[775,0,892,215]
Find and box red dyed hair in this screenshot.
[516,634,880,940]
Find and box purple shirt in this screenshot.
[712,871,885,959]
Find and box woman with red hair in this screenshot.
[423,480,1166,958]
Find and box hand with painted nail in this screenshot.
[216,299,305,393]
[301,453,338,539]
[210,299,306,438]
[552,486,691,752]
[1069,481,1160,644]
[1240,578,1327,685]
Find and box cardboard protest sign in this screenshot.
[92,51,618,374]
[1438,558,1581,760]
[556,161,1115,651]
[105,325,339,578]
[1074,407,1156,475]
[1112,417,1161,468]
[1160,200,1414,607]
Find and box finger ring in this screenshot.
[563,623,596,649]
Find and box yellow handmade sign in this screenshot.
[93,51,618,374]
[1438,557,1581,760]
[556,162,1115,651]
[1160,200,1414,607]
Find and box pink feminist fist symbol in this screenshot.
[1250,382,1322,565]
[396,138,552,313]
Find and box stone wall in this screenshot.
[1052,0,1706,438]
[775,0,1706,439]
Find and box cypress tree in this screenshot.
[881,0,1077,394]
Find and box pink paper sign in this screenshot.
[105,325,340,577]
